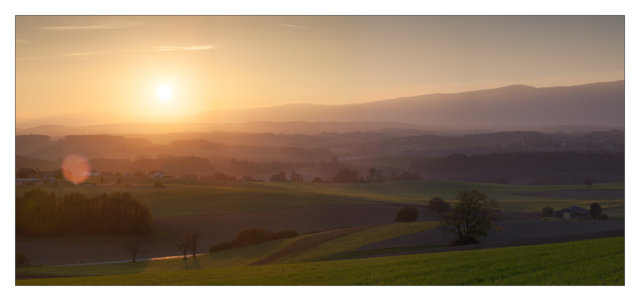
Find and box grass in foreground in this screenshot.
[17,237,624,285]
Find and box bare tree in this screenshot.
[122,239,141,263]
[186,231,201,257]
[174,240,190,260]
[153,182,165,194]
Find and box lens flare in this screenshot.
[61,154,90,184]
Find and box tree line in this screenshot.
[16,189,154,236]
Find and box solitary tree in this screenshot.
[152,182,165,194]
[589,202,602,219]
[427,197,451,214]
[186,231,200,257]
[122,239,141,263]
[117,177,121,185]
[541,206,554,218]
[440,190,500,245]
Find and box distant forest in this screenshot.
[411,151,624,184]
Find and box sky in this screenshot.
[16,16,624,120]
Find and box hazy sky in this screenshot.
[16,16,624,120]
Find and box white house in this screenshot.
[149,171,165,178]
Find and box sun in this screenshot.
[157,85,173,102]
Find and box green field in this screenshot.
[17,237,624,285]
[16,178,624,216]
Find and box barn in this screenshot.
[555,206,590,219]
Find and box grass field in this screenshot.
[16,222,437,275]
[16,222,438,276]
[16,179,624,216]
[17,237,624,285]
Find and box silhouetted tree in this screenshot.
[332,168,360,183]
[590,202,602,219]
[122,239,141,263]
[186,231,201,257]
[152,182,164,193]
[117,177,121,185]
[270,171,288,182]
[311,177,325,183]
[427,197,451,214]
[395,206,419,223]
[290,171,304,182]
[174,238,190,260]
[541,206,554,218]
[440,190,500,245]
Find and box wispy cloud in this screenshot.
[281,24,324,31]
[40,22,142,32]
[65,45,215,57]
[16,39,30,44]
[154,45,215,51]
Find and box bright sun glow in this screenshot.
[157,85,173,102]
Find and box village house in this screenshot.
[149,171,165,178]
[554,206,590,219]
[17,168,43,180]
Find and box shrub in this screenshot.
[590,202,602,219]
[427,197,451,214]
[267,229,298,240]
[235,228,268,246]
[395,206,419,223]
[16,251,28,266]
[596,214,609,220]
[541,206,554,218]
[209,227,298,253]
[209,241,234,253]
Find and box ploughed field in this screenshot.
[16,179,624,267]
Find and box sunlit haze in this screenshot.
[16,16,624,121]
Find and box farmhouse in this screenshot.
[555,206,590,219]
[149,171,165,177]
[16,168,43,180]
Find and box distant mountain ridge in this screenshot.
[17,80,624,129]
